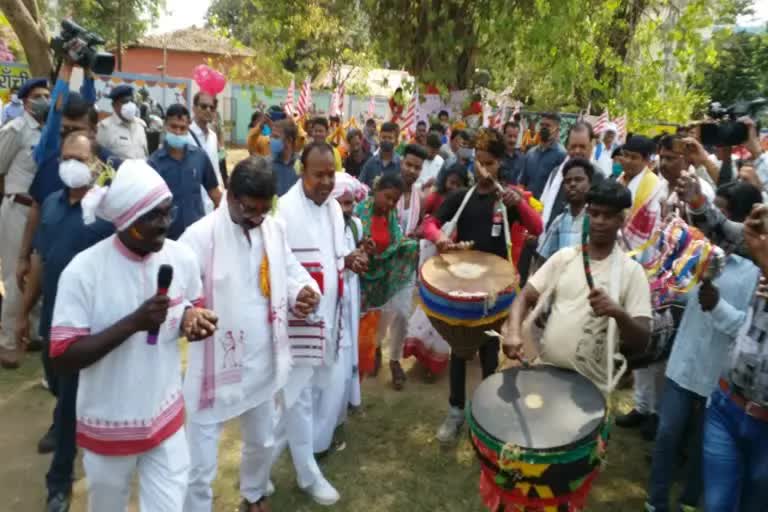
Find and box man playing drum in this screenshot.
[506,180,652,384]
[421,127,543,442]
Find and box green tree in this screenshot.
[0,0,52,75]
[699,29,768,106]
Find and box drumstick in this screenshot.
[485,329,530,368]
[582,214,595,289]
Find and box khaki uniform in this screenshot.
[0,112,41,350]
[96,113,148,161]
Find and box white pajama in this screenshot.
[184,401,275,511]
[83,427,190,512]
[633,361,666,414]
[313,344,353,453]
[282,385,322,488]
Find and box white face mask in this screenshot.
[10,94,19,104]
[119,101,138,121]
[59,159,93,189]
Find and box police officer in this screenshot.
[0,77,50,368]
[95,84,148,160]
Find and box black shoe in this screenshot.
[46,492,70,512]
[26,338,43,352]
[37,428,56,454]
[641,413,659,441]
[615,408,650,428]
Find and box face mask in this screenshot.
[262,124,271,136]
[380,141,395,153]
[612,161,623,177]
[28,97,50,122]
[270,137,284,155]
[165,131,188,149]
[59,159,93,189]
[539,126,551,142]
[10,94,19,104]
[457,147,474,161]
[120,101,138,121]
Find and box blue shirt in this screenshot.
[537,205,585,260]
[2,101,23,124]
[358,153,401,188]
[148,144,218,240]
[273,154,299,196]
[33,189,114,339]
[521,143,566,199]
[500,149,525,185]
[28,77,110,204]
[666,254,760,397]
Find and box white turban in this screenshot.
[82,159,172,231]
[602,122,618,135]
[332,172,369,202]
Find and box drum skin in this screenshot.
[468,367,609,511]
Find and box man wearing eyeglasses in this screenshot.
[190,92,224,191]
[96,85,148,160]
[148,104,221,241]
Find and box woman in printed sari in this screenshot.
[355,174,419,390]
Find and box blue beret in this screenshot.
[18,78,48,99]
[108,85,134,101]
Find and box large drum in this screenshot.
[468,367,608,512]
[418,250,518,359]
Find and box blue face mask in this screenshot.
[612,161,623,177]
[165,131,188,149]
[262,124,272,136]
[270,137,284,155]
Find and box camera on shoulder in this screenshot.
[50,19,115,76]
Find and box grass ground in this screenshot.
[0,353,653,512]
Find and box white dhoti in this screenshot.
[312,343,354,453]
[184,401,275,511]
[83,427,190,512]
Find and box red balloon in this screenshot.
[193,64,226,95]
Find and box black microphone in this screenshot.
[147,264,173,345]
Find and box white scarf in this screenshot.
[195,206,292,412]
[279,181,348,366]
[397,182,422,235]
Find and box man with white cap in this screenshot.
[592,122,619,178]
[96,85,148,160]
[180,156,320,512]
[49,159,218,511]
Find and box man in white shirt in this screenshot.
[416,133,444,190]
[180,157,320,512]
[592,122,619,178]
[96,85,148,160]
[276,142,368,506]
[49,160,217,511]
[189,92,224,189]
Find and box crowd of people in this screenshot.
[0,56,766,512]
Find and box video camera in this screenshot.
[50,20,115,76]
[700,98,768,146]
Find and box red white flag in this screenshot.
[297,77,312,118]
[593,109,609,136]
[284,79,295,117]
[401,88,418,137]
[336,82,345,118]
[615,113,628,143]
[367,95,375,119]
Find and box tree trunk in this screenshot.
[0,0,53,76]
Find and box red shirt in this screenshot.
[370,215,391,254]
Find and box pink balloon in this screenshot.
[193,64,226,95]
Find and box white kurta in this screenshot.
[51,236,203,456]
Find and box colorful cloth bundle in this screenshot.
[630,216,726,308]
[468,405,609,512]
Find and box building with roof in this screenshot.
[119,26,256,78]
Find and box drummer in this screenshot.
[421,127,543,443]
[506,180,652,381]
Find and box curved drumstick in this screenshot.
[581,213,595,290]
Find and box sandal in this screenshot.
[390,360,406,390]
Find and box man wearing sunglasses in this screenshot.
[96,85,148,160]
[190,92,224,192]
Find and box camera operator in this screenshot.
[0,77,50,369]
[96,84,148,160]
